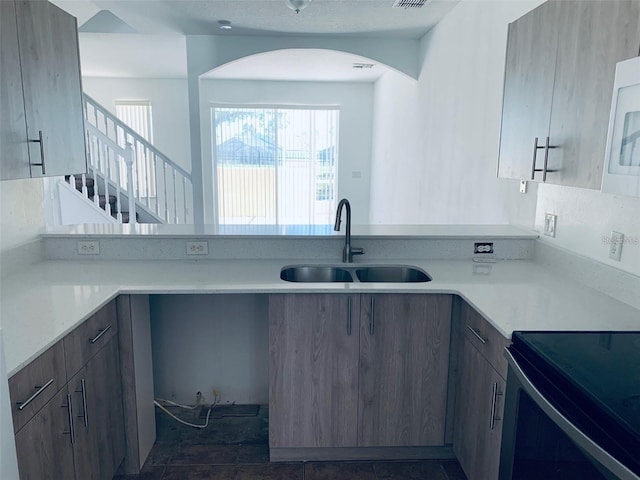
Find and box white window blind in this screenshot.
[212,106,339,225]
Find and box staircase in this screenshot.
[58,94,193,225]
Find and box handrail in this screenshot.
[83,94,191,180]
[82,93,193,224]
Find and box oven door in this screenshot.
[499,348,639,480]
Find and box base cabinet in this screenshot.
[453,304,507,480]
[269,293,452,453]
[11,300,125,480]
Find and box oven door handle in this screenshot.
[504,347,639,480]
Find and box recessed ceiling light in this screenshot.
[218,20,232,30]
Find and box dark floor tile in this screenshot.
[162,465,236,480]
[235,463,303,480]
[145,443,178,465]
[305,462,376,480]
[374,461,448,480]
[169,444,239,465]
[439,460,468,480]
[237,444,270,464]
[112,465,165,480]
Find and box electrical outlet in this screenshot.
[474,242,494,254]
[609,231,624,261]
[544,213,557,237]
[186,241,208,255]
[77,240,100,255]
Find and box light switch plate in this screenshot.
[544,213,557,237]
[519,180,527,193]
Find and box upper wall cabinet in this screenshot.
[497,0,640,189]
[0,0,86,181]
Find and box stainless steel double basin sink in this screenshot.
[280,264,431,283]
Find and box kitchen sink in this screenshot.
[355,266,431,283]
[280,265,431,283]
[280,265,354,282]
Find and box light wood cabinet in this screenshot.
[14,387,76,480]
[358,294,451,447]
[0,0,86,180]
[498,0,640,188]
[453,303,507,480]
[269,293,452,453]
[10,300,125,480]
[269,294,360,448]
[69,337,125,480]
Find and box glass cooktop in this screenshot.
[511,331,640,476]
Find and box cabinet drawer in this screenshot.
[63,300,118,378]
[461,302,510,379]
[9,340,66,433]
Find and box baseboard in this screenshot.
[269,445,456,462]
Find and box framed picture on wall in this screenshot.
[602,56,640,197]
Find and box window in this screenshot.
[115,100,153,141]
[212,106,339,225]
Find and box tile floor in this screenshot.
[114,405,468,480]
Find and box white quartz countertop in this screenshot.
[1,257,639,377]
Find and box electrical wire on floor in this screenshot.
[154,392,221,429]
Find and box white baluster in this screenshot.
[154,155,160,217]
[115,156,122,223]
[93,141,101,209]
[81,173,88,198]
[125,143,136,225]
[163,162,168,222]
[172,168,177,224]
[183,176,188,225]
[69,174,76,194]
[103,146,111,217]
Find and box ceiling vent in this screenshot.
[353,63,375,69]
[392,0,428,8]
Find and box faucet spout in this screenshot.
[334,198,364,263]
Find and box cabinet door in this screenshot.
[498,1,561,181]
[0,0,30,180]
[546,0,640,188]
[269,294,360,448]
[14,0,86,178]
[14,386,76,480]
[358,294,452,447]
[70,337,126,480]
[453,337,505,480]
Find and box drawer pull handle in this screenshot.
[62,394,75,444]
[467,325,487,344]
[490,381,504,430]
[76,379,88,427]
[369,297,375,335]
[89,324,111,344]
[16,378,54,411]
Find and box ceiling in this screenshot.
[54,0,459,81]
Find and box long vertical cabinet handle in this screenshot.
[530,137,540,180]
[346,297,352,336]
[542,136,552,182]
[369,297,375,335]
[489,382,503,430]
[76,379,88,427]
[29,130,46,175]
[62,394,76,444]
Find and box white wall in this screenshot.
[369,0,541,226]
[82,77,191,172]
[0,179,45,253]
[535,185,640,276]
[150,294,269,405]
[200,79,374,225]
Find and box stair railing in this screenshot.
[83,94,193,224]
